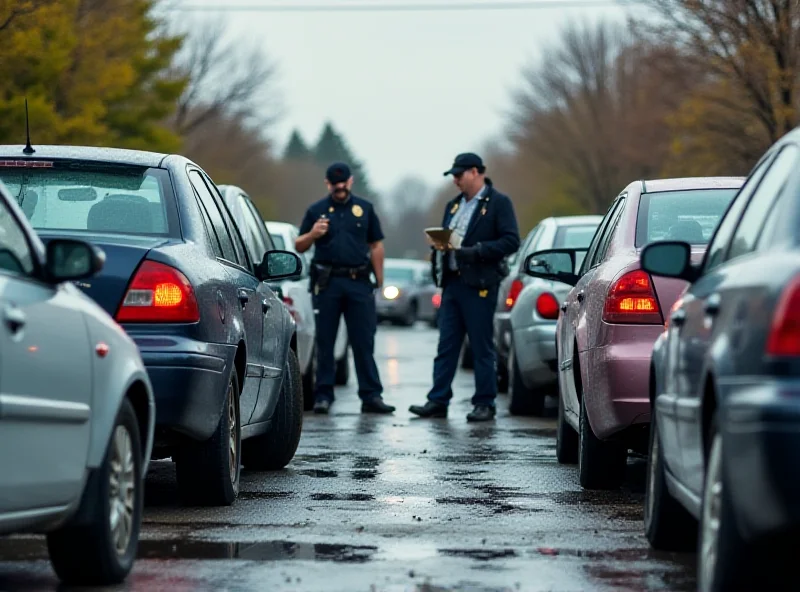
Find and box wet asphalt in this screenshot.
[0,324,697,592]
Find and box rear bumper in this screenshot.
[583,325,661,439]
[722,381,800,542]
[513,323,558,388]
[129,333,235,443]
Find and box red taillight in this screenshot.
[432,293,442,308]
[602,269,662,324]
[283,296,297,320]
[505,279,524,310]
[536,292,560,319]
[767,276,800,356]
[116,260,199,323]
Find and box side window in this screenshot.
[593,198,625,265]
[0,201,34,275]
[726,145,800,262]
[511,224,540,270]
[188,170,237,263]
[237,195,268,265]
[581,196,623,273]
[203,176,248,269]
[704,155,773,273]
[244,198,273,252]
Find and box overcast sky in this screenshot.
[171,1,629,199]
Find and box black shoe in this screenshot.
[409,401,448,418]
[314,399,331,414]
[361,398,396,414]
[466,405,496,422]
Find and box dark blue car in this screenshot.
[0,145,304,507]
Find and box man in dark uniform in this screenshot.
[410,153,520,422]
[295,162,395,415]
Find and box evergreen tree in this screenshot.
[312,121,376,198]
[283,129,311,160]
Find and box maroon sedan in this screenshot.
[523,177,744,489]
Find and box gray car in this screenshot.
[376,258,439,327]
[494,215,602,415]
[0,180,155,585]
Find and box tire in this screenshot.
[242,348,303,470]
[497,357,509,394]
[175,370,241,506]
[302,344,316,412]
[461,341,474,369]
[644,414,696,551]
[508,344,545,416]
[556,390,578,464]
[335,344,350,386]
[47,398,143,586]
[697,418,754,592]
[401,301,418,327]
[578,393,627,490]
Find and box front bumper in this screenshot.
[130,334,235,443]
[723,381,800,542]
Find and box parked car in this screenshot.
[0,179,155,585]
[377,258,439,326]
[0,145,304,507]
[524,176,743,490]
[642,136,800,590]
[495,216,602,415]
[263,219,351,390]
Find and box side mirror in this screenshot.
[523,248,584,287]
[640,241,697,282]
[259,250,302,281]
[45,239,105,283]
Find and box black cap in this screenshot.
[443,152,484,176]
[326,162,352,184]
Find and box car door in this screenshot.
[0,199,92,513]
[675,146,798,496]
[188,170,263,424]
[560,196,625,422]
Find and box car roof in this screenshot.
[641,176,745,193]
[0,144,168,168]
[551,215,604,226]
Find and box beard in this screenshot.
[332,187,350,201]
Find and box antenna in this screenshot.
[23,98,34,155]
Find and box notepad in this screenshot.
[425,227,453,246]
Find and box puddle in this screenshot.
[0,538,378,563]
[439,548,517,561]
[297,469,339,478]
[435,497,535,514]
[310,493,374,501]
[509,427,557,438]
[238,491,295,500]
[351,470,377,480]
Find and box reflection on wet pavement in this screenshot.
[0,325,696,592]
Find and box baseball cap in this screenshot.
[443,153,484,176]
[326,162,352,184]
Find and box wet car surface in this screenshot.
[0,325,695,592]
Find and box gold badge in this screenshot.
[450,203,459,215]
[329,206,334,213]
[479,290,488,298]
[352,204,363,217]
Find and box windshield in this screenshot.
[0,165,173,236]
[636,188,738,247]
[553,224,599,249]
[384,267,417,284]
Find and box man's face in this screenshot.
[326,177,354,201]
[452,168,480,195]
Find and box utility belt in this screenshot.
[310,262,371,293]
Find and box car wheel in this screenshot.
[578,394,626,490]
[697,418,753,592]
[47,398,143,585]
[556,390,578,464]
[335,343,350,385]
[497,357,509,394]
[401,301,418,327]
[508,343,544,416]
[644,414,696,550]
[302,344,316,411]
[242,348,303,470]
[175,370,241,506]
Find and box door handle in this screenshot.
[560,303,568,312]
[670,308,686,327]
[262,298,271,313]
[576,292,585,303]
[704,293,720,315]
[238,289,250,308]
[3,305,25,334]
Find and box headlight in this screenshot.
[383,286,400,300]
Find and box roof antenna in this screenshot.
[23,98,35,155]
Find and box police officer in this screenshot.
[295,162,395,415]
[409,153,520,422]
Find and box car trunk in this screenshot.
[39,233,170,317]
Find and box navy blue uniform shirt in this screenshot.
[300,194,384,267]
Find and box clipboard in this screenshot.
[425,227,453,245]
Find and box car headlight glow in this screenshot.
[383,285,400,300]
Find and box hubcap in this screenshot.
[109,425,135,556]
[228,383,238,484]
[699,433,723,592]
[645,423,658,526]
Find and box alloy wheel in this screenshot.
[108,425,135,556]
[699,433,723,592]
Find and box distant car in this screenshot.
[494,215,602,415]
[376,258,438,326]
[0,145,304,508]
[0,179,155,585]
[525,176,743,490]
[263,219,351,389]
[642,137,800,590]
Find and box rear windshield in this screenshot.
[553,224,599,249]
[636,188,738,247]
[0,164,173,236]
[271,234,286,249]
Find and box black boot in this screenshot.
[362,398,396,414]
[314,399,331,414]
[409,401,448,418]
[466,405,496,422]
